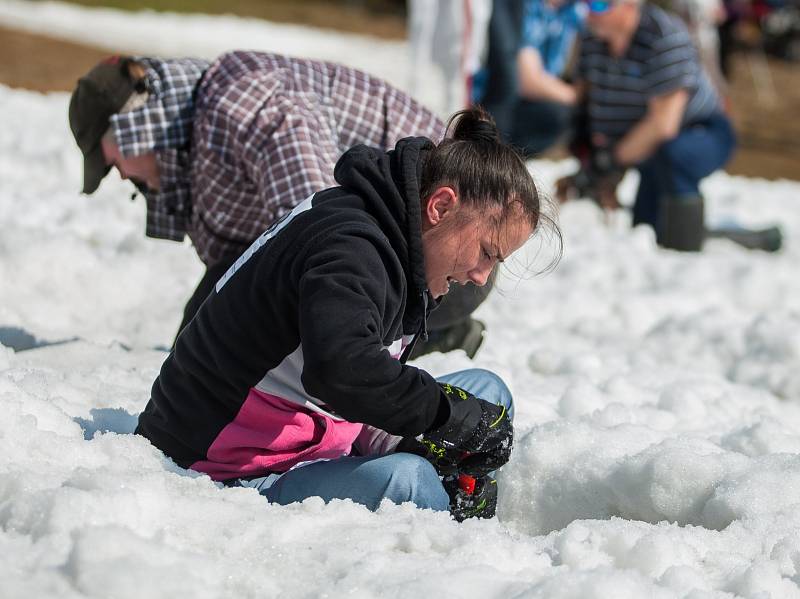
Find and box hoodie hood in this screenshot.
[333,136,434,328]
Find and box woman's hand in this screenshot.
[423,383,514,476]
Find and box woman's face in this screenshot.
[421,189,533,299]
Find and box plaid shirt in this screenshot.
[111,57,209,243]
[112,52,445,266]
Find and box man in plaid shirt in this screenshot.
[69,51,489,357]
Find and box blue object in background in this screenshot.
[520,0,587,76]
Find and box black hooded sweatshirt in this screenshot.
[135,137,447,480]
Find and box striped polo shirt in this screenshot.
[577,3,720,143]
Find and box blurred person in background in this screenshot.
[69,51,492,358]
[136,108,557,521]
[717,0,748,76]
[556,0,738,251]
[475,0,526,138]
[408,0,492,113]
[656,0,730,98]
[508,0,586,154]
[473,0,585,156]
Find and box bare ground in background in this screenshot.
[59,0,407,40]
[1,20,797,180]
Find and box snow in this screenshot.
[1,2,800,597]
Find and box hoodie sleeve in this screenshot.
[296,225,443,437]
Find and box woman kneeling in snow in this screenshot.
[136,107,557,521]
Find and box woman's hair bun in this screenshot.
[447,106,501,144]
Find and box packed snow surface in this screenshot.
[1,2,800,598]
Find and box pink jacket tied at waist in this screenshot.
[191,388,363,481]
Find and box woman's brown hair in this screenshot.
[420,106,562,272]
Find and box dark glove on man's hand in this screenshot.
[565,147,624,209]
[444,475,498,522]
[590,147,621,178]
[422,382,513,476]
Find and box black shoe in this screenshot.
[658,195,705,252]
[410,318,486,359]
[705,225,783,252]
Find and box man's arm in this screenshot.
[516,47,579,105]
[614,88,689,165]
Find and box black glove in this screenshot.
[565,106,624,205]
[590,146,621,178]
[569,167,600,200]
[444,475,498,522]
[395,438,509,479]
[425,382,513,476]
[394,435,461,476]
[566,146,624,209]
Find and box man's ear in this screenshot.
[424,186,459,227]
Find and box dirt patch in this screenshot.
[0,25,120,93]
[725,54,800,180]
[0,21,796,180]
[61,0,407,40]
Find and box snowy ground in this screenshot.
[2,2,800,598]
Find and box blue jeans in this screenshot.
[633,111,736,230]
[237,368,514,512]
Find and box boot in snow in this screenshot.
[706,224,783,252]
[658,194,705,252]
